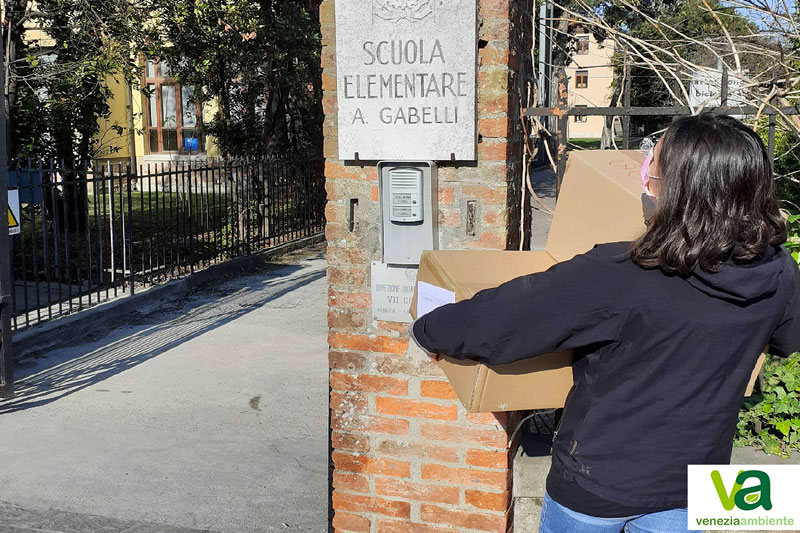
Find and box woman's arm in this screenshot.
[411,246,626,365]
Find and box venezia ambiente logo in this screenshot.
[688,465,800,530]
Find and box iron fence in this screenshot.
[8,156,326,331]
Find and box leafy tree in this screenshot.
[597,0,764,136]
[4,0,149,163]
[541,0,771,145]
[772,1,800,209]
[148,0,322,157]
[3,0,150,231]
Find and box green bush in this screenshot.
[761,125,800,210]
[735,215,800,457]
[786,214,800,261]
[735,353,800,457]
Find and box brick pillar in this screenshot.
[323,0,533,530]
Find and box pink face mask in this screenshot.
[640,147,657,199]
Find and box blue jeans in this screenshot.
[539,492,703,533]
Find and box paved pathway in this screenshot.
[0,247,329,532]
[529,167,556,250]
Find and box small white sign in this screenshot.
[688,464,800,530]
[371,261,417,323]
[416,280,455,318]
[7,188,20,235]
[688,69,748,109]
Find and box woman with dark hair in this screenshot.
[410,113,800,532]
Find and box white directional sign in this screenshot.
[335,0,477,161]
[689,69,748,109]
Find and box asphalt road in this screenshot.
[0,246,329,532]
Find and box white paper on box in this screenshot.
[416,281,455,317]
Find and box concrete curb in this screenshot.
[11,234,325,359]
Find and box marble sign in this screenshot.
[334,0,477,161]
[371,261,417,323]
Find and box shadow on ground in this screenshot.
[530,167,557,200]
[0,502,215,533]
[0,264,325,415]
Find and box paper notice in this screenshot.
[416,281,456,317]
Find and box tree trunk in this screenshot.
[549,3,573,73]
[216,58,233,157]
[601,80,624,149]
[306,0,324,158]
[4,0,28,157]
[261,84,286,154]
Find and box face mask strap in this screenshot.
[641,146,662,200]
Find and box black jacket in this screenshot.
[412,242,800,508]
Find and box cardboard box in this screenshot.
[411,150,764,412]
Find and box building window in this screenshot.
[143,59,204,154]
[576,35,589,55]
[574,105,588,123]
[575,70,589,89]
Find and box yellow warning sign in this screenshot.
[8,205,18,228]
[7,189,20,235]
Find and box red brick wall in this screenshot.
[324,0,532,530]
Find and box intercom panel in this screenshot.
[378,161,438,266]
[388,167,424,223]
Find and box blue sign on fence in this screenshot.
[7,170,43,204]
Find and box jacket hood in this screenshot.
[687,245,791,303]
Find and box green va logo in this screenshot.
[710,470,773,511]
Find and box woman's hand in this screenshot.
[409,318,439,361]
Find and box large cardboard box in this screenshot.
[411,150,764,412]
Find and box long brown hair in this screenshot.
[630,113,787,274]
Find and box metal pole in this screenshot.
[555,69,569,195]
[537,1,551,165]
[537,1,549,108]
[126,164,134,295]
[0,34,15,399]
[108,164,115,285]
[622,59,631,149]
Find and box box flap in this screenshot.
[546,150,653,262]
[434,358,486,410]
[419,250,557,288]
[411,250,558,318]
[476,351,573,411]
[438,351,573,412]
